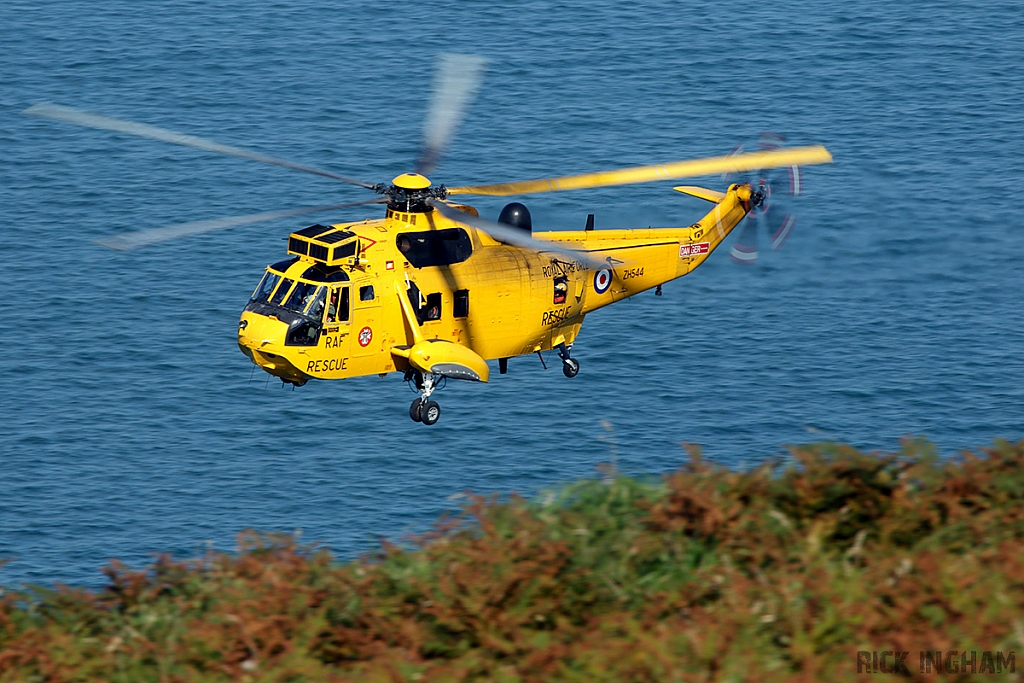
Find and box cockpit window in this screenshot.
[305,286,326,319]
[252,271,282,303]
[251,270,328,320]
[326,286,350,323]
[284,281,320,313]
[270,278,294,305]
[396,228,473,268]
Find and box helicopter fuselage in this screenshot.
[237,183,753,386]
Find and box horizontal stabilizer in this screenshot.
[673,185,726,203]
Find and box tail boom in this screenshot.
[536,183,753,314]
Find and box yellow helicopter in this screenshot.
[24,55,832,425]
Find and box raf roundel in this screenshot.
[593,268,612,294]
[358,326,373,347]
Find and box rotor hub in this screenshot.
[375,173,448,211]
[392,172,431,191]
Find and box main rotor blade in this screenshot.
[428,199,608,268]
[416,54,488,176]
[447,145,833,197]
[99,198,387,251]
[23,103,377,189]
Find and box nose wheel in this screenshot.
[407,372,442,425]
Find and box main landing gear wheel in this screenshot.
[409,373,442,425]
[556,342,579,378]
[420,400,441,425]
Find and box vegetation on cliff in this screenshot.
[3,440,1024,681]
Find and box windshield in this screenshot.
[249,272,327,320]
[252,271,282,303]
[270,278,294,305]
[283,281,322,314]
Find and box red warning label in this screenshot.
[679,242,711,258]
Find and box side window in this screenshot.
[423,292,442,321]
[359,285,375,301]
[553,277,568,305]
[454,289,469,318]
[338,287,350,322]
[326,288,338,323]
[326,286,350,323]
[270,278,294,305]
[406,282,439,324]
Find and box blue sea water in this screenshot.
[1,0,1022,587]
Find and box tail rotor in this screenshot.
[726,133,804,265]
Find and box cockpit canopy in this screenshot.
[247,259,356,347]
[250,258,350,317]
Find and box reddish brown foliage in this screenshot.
[2,441,1023,682]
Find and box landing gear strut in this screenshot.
[557,342,580,378]
[407,371,442,425]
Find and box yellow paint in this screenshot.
[392,172,431,190]
[673,185,726,203]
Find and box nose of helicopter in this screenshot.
[237,311,292,373]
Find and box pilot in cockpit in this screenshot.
[307,288,326,320]
[327,289,339,321]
